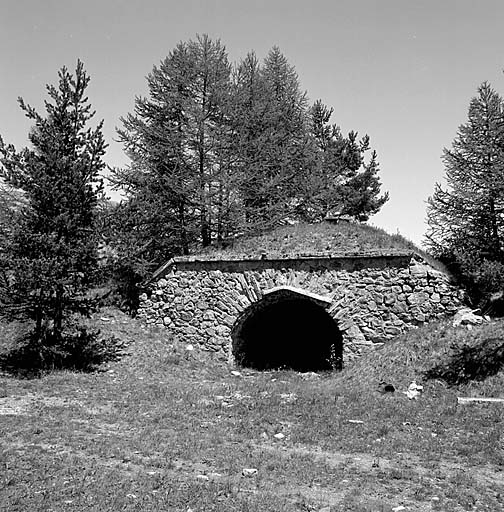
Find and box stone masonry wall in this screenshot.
[138,254,464,363]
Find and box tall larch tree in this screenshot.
[233,47,312,232]
[112,34,234,262]
[426,82,504,260]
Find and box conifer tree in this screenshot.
[0,61,105,358]
[234,47,312,232]
[302,100,388,221]
[112,34,234,256]
[111,36,390,283]
[426,82,504,260]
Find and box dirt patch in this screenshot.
[0,392,111,416]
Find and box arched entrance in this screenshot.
[231,287,343,371]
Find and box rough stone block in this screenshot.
[410,263,428,277]
[383,294,396,305]
[179,311,192,322]
[407,292,429,305]
[384,325,402,335]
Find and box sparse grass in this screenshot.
[199,220,450,276]
[202,221,416,256]
[203,221,430,255]
[0,308,503,511]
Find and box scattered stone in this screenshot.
[392,506,407,512]
[452,308,484,327]
[405,381,423,400]
[196,474,210,481]
[457,397,504,404]
[230,370,242,377]
[279,393,297,403]
[242,468,258,477]
[298,371,320,380]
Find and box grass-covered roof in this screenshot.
[198,220,424,260]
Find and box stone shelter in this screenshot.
[138,223,464,370]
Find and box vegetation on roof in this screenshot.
[199,220,446,271]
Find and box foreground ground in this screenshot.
[1,309,503,511]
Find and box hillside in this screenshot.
[337,316,504,395]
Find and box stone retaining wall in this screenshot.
[138,253,464,364]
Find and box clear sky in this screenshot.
[1,0,504,245]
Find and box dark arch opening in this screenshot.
[231,291,343,372]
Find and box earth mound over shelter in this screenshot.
[138,222,464,368]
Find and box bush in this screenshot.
[454,251,504,313]
[0,323,126,377]
[424,336,504,385]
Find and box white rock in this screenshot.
[298,371,320,380]
[405,381,423,400]
[242,468,258,477]
[273,433,285,440]
[185,344,194,351]
[230,370,242,377]
[452,308,483,327]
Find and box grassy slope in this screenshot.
[1,308,503,511]
[198,221,448,274]
[204,221,412,256]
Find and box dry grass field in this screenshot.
[1,308,503,511]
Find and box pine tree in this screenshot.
[426,82,504,260]
[301,100,388,221]
[0,61,106,365]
